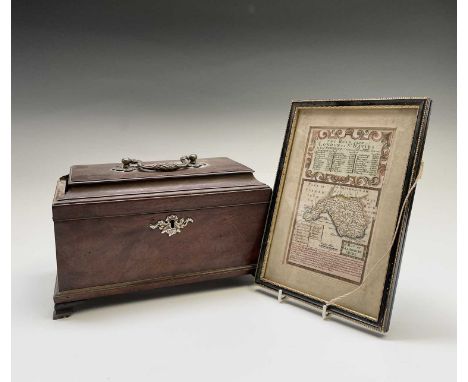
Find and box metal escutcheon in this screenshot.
[149,215,194,237]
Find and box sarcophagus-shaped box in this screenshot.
[52,155,271,318]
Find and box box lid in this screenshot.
[68,156,253,185]
[53,156,270,220]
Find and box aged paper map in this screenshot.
[286,127,394,284]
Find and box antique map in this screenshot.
[286,127,394,284]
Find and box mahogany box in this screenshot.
[52,155,271,319]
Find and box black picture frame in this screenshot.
[255,98,432,333]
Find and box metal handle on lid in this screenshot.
[112,154,205,172]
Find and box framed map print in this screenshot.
[256,98,431,333]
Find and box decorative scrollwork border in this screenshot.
[304,127,394,188]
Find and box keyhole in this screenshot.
[170,219,175,228]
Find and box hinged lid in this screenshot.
[53,156,271,221]
[69,157,253,185]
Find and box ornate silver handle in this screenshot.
[113,154,205,172]
[149,215,194,237]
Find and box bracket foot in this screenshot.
[53,302,77,320]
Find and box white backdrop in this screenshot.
[12,1,456,381]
